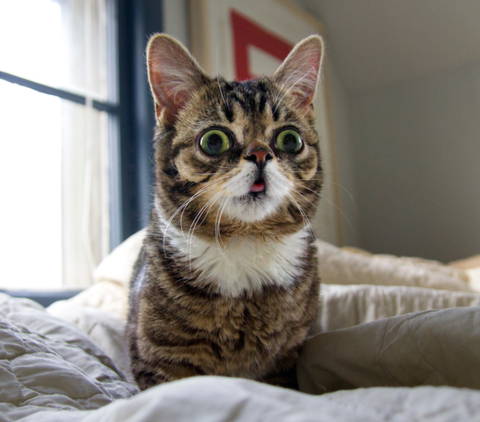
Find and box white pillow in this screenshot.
[315,240,471,292]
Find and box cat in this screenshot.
[127,33,324,390]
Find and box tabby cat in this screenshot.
[127,33,324,390]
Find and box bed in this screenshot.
[2,232,480,421]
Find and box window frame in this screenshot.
[113,0,163,247]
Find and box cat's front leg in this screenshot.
[133,365,169,390]
[132,356,205,390]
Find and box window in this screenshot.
[0,0,116,290]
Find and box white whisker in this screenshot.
[214,196,230,252]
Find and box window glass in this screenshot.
[0,0,110,100]
[0,80,110,290]
[0,81,63,289]
[0,0,114,290]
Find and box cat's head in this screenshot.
[147,34,324,239]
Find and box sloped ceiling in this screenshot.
[296,0,480,94]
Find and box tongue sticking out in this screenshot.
[250,181,266,193]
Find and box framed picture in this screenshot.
[190,0,341,244]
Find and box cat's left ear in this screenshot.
[147,34,208,123]
[273,35,324,108]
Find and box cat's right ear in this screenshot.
[147,34,208,123]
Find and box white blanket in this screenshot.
[0,296,480,422]
[29,377,480,422]
[3,231,480,421]
[3,291,480,422]
[3,291,480,421]
[0,294,137,420]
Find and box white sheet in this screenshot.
[4,230,480,421]
[22,376,480,422]
[3,293,480,421]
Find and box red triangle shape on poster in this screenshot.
[230,9,293,81]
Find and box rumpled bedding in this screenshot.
[24,378,480,422]
[0,294,137,421]
[2,231,480,421]
[317,283,480,332]
[3,292,480,422]
[299,306,480,394]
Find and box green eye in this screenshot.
[275,129,303,153]
[199,129,231,156]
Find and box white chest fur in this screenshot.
[160,217,311,297]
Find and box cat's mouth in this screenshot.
[225,163,293,222]
[249,177,266,195]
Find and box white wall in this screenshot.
[162,0,189,47]
[327,66,359,246]
[352,62,480,261]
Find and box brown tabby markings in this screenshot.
[127,34,324,390]
[129,237,318,388]
[154,78,321,239]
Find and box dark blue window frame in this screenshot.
[113,0,163,247]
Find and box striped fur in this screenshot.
[127,34,324,390]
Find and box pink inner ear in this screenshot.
[275,37,323,108]
[294,48,322,107]
[152,68,188,110]
[147,36,206,121]
[149,58,192,113]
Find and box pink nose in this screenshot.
[244,144,273,166]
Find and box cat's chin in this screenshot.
[224,193,284,223]
[219,160,294,223]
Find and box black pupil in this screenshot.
[283,133,299,152]
[207,133,223,154]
